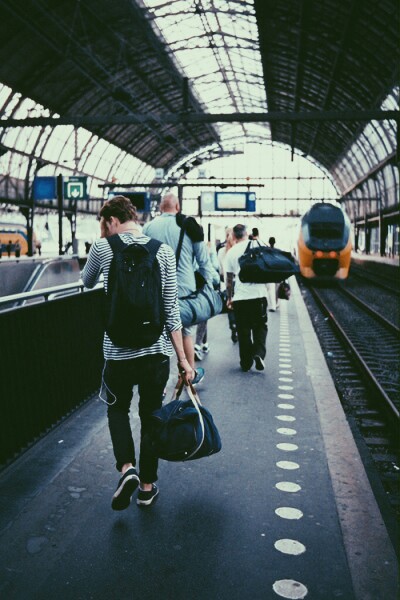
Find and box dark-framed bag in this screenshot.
[277,280,291,300]
[150,380,222,462]
[239,241,299,284]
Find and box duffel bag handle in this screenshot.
[174,377,202,406]
[171,377,205,459]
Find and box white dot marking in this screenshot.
[275,507,303,520]
[274,539,306,555]
[277,403,295,409]
[278,394,294,400]
[276,415,296,422]
[276,481,301,493]
[277,442,298,451]
[277,427,297,435]
[273,579,308,599]
[276,460,300,470]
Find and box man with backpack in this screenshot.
[143,192,214,385]
[81,195,193,510]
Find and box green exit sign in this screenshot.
[63,176,88,200]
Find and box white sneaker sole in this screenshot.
[137,488,159,506]
[111,474,140,511]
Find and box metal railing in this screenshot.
[0,279,103,311]
[0,282,105,467]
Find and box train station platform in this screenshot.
[0,279,397,600]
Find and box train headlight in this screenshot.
[328,251,337,258]
[315,250,324,258]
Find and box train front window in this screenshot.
[309,224,343,240]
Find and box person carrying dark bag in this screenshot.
[225,224,269,372]
[143,193,214,385]
[81,195,194,511]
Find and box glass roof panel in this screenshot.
[143,0,270,145]
[332,87,398,194]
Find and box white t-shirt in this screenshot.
[224,239,268,302]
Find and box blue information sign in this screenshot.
[33,176,57,201]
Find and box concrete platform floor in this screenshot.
[0,279,397,599]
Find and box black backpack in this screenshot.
[105,235,165,348]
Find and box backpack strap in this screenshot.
[107,234,161,259]
[145,238,162,260]
[175,218,187,268]
[106,234,127,254]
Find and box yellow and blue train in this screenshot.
[297,202,352,280]
[0,222,37,256]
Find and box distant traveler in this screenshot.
[225,224,268,372]
[143,192,214,384]
[249,227,259,241]
[194,242,220,361]
[81,195,193,511]
[218,227,238,343]
[6,240,12,258]
[14,241,21,259]
[36,240,42,256]
[266,236,279,311]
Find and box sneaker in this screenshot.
[202,343,210,354]
[111,467,140,511]
[194,344,203,361]
[192,367,205,385]
[231,329,238,343]
[254,356,265,371]
[137,484,159,507]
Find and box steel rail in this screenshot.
[338,285,400,334]
[309,286,399,424]
[349,265,400,296]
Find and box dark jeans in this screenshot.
[233,297,268,370]
[103,354,169,482]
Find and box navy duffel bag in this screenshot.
[150,381,222,462]
[239,241,299,284]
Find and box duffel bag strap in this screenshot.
[172,378,205,459]
[174,377,202,406]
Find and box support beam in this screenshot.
[1,110,398,128]
[340,151,397,196]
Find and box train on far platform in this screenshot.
[297,202,352,280]
[0,221,38,256]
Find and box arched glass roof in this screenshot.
[0,0,398,212]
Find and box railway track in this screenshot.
[350,263,400,295]
[299,276,400,547]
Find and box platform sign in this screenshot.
[63,176,88,200]
[200,191,215,211]
[201,191,256,212]
[33,176,57,201]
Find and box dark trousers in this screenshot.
[233,297,268,370]
[103,354,169,482]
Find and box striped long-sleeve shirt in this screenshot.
[81,232,182,360]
